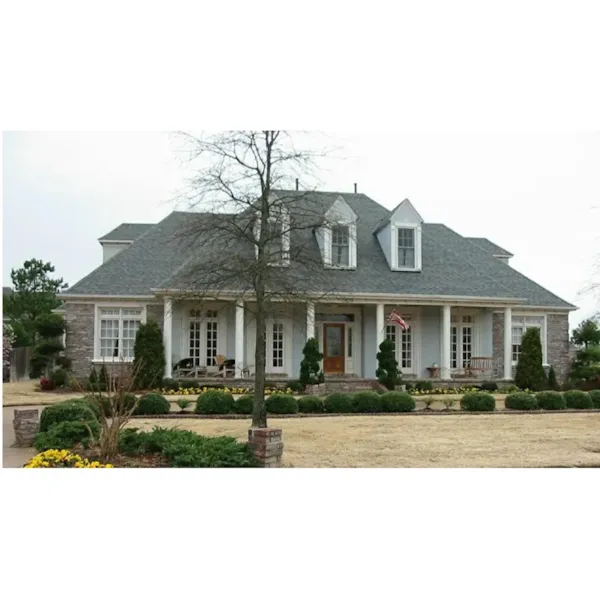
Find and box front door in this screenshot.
[324,324,345,373]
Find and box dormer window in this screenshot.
[264,220,284,264]
[331,225,350,267]
[397,228,415,268]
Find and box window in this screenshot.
[512,316,544,363]
[386,323,412,371]
[98,307,143,359]
[397,228,415,268]
[331,225,350,267]
[348,326,353,358]
[189,309,219,366]
[206,311,218,366]
[450,315,474,369]
[264,220,284,264]
[272,322,284,368]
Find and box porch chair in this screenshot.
[466,357,495,379]
[215,354,236,378]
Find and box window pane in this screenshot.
[331,225,350,266]
[326,327,343,357]
[451,326,458,369]
[272,323,284,368]
[385,324,397,352]
[189,319,202,366]
[462,326,472,368]
[401,328,412,369]
[265,221,283,262]
[206,321,218,366]
[348,327,353,358]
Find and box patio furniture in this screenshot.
[466,357,495,379]
[216,354,235,378]
[172,358,207,379]
[426,366,440,378]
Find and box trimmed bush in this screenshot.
[69,397,102,420]
[195,390,235,414]
[588,389,600,409]
[504,392,538,411]
[380,391,415,412]
[353,391,383,413]
[119,427,257,467]
[180,379,198,390]
[414,380,433,392]
[266,393,298,414]
[133,320,165,390]
[460,392,496,412]
[50,367,68,387]
[563,390,593,409]
[376,338,400,390]
[134,393,171,415]
[298,395,324,413]
[299,338,324,387]
[287,380,305,393]
[480,381,498,392]
[324,393,355,413]
[162,378,179,391]
[515,328,547,391]
[234,394,254,415]
[40,401,99,433]
[547,366,559,390]
[35,420,100,452]
[536,391,566,410]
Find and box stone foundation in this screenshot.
[248,428,283,468]
[13,409,40,447]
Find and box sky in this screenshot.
[2,131,599,327]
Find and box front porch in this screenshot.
[160,298,520,382]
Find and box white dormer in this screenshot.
[317,195,358,269]
[254,194,290,266]
[375,198,424,271]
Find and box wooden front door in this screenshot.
[323,324,345,373]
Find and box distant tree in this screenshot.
[571,317,600,348]
[3,323,15,382]
[3,259,67,346]
[376,338,400,390]
[299,338,324,387]
[514,328,547,391]
[132,320,165,390]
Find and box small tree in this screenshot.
[3,323,15,382]
[547,365,558,390]
[376,338,400,390]
[514,328,547,391]
[571,318,600,348]
[29,314,66,378]
[132,320,165,390]
[299,338,324,387]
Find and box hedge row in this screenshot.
[502,390,599,411]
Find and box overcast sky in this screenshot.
[3,131,599,327]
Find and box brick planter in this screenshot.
[248,428,284,467]
[13,409,40,447]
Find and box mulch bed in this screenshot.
[75,446,171,468]
[129,409,600,420]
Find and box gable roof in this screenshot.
[466,237,513,258]
[98,222,154,243]
[62,191,575,309]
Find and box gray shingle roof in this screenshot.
[63,191,575,308]
[466,237,513,257]
[98,223,154,242]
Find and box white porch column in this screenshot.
[306,301,315,340]
[235,300,245,378]
[163,297,173,378]
[376,303,385,349]
[441,305,451,379]
[503,307,512,380]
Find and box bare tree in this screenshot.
[168,131,341,428]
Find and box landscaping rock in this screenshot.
[13,409,40,447]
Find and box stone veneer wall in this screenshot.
[65,301,165,378]
[492,312,571,383]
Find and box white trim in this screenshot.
[392,224,422,272]
[93,303,147,362]
[509,312,548,367]
[98,239,134,245]
[163,297,173,378]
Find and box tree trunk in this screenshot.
[252,290,268,428]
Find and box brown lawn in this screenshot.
[129,413,600,468]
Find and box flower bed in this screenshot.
[153,385,297,396]
[24,449,113,468]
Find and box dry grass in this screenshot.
[2,381,83,406]
[130,413,600,468]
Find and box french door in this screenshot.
[451,321,473,370]
[385,323,413,374]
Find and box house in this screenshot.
[60,190,576,383]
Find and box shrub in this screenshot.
[132,320,165,390]
[535,391,566,410]
[180,379,198,390]
[40,401,99,433]
[353,391,383,413]
[563,390,593,409]
[98,393,137,418]
[35,420,100,451]
[69,397,102,420]
[480,381,498,392]
[176,398,192,413]
[414,380,433,392]
[298,395,324,413]
[134,393,171,415]
[515,328,547,391]
[588,389,600,409]
[162,378,179,391]
[55,356,73,371]
[504,392,538,410]
[547,366,559,390]
[460,392,496,412]
[299,338,324,386]
[266,393,298,414]
[324,393,355,413]
[34,313,66,338]
[287,380,305,393]
[233,394,254,415]
[376,338,400,390]
[195,390,234,414]
[39,377,56,391]
[50,367,68,387]
[119,427,257,467]
[380,391,415,412]
[24,449,113,468]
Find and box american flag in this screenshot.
[387,309,409,331]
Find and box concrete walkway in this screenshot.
[3,406,39,468]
